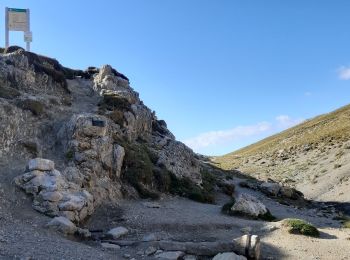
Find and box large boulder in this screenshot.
[259,182,280,196]
[231,194,268,218]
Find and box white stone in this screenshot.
[28,158,55,171]
[101,243,120,250]
[231,194,268,217]
[46,216,77,235]
[106,226,129,239]
[213,252,247,260]
[156,251,185,260]
[143,201,161,208]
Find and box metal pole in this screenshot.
[5,7,9,48]
[26,9,30,51]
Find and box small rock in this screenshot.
[142,233,158,242]
[240,226,252,234]
[76,228,92,239]
[156,251,185,260]
[101,242,120,250]
[260,224,279,232]
[106,226,129,239]
[145,246,158,255]
[143,201,161,208]
[123,254,131,259]
[28,158,55,171]
[46,216,77,235]
[213,252,247,260]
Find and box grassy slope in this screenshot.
[214,103,350,171]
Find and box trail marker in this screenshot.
[5,7,32,51]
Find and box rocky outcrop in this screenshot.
[3,48,206,221]
[15,158,94,223]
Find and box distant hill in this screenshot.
[213,104,350,202]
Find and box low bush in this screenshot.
[17,99,44,116]
[221,198,236,214]
[282,218,319,237]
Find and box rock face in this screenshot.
[15,158,94,222]
[231,194,268,218]
[3,48,205,222]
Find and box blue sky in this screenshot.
[1,1,350,155]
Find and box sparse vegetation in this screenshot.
[214,104,350,172]
[259,210,277,221]
[0,85,20,99]
[65,150,74,160]
[17,99,45,116]
[221,198,236,214]
[282,218,319,237]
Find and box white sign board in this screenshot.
[5,7,32,51]
[8,8,28,31]
[24,31,32,42]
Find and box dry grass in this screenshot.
[214,104,350,170]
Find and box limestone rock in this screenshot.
[260,182,280,196]
[114,144,125,178]
[155,251,185,260]
[231,194,268,217]
[101,243,121,250]
[46,217,77,235]
[14,159,94,223]
[106,226,129,239]
[28,158,55,171]
[212,252,247,260]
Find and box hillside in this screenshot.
[214,104,350,203]
[1,47,350,260]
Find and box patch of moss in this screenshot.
[221,198,236,214]
[0,85,20,99]
[168,171,215,204]
[17,99,44,116]
[343,221,350,228]
[65,150,74,160]
[258,210,277,221]
[283,218,319,237]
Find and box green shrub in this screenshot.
[65,150,74,160]
[123,143,159,199]
[283,218,319,237]
[258,210,277,221]
[221,198,236,214]
[343,220,350,228]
